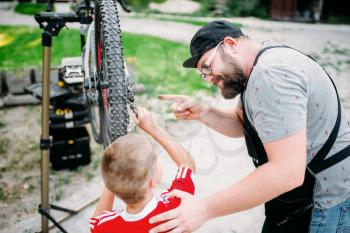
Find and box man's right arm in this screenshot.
[199,105,244,138]
[159,94,244,138]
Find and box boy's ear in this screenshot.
[150,175,158,189]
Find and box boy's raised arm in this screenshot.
[151,126,195,171]
[133,107,195,171]
[92,187,114,217]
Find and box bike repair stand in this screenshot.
[36,16,78,233]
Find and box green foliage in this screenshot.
[57,174,72,186]
[123,32,215,95]
[127,0,166,12]
[54,188,64,201]
[14,2,53,15]
[84,171,94,181]
[193,0,268,18]
[191,0,216,16]
[0,136,9,155]
[0,181,24,202]
[91,156,101,170]
[226,0,268,18]
[0,182,9,202]
[327,15,350,25]
[0,120,5,128]
[0,25,215,97]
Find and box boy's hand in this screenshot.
[132,107,160,134]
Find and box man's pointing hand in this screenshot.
[159,95,205,121]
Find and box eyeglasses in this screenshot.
[200,41,224,81]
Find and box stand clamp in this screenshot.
[38,204,78,233]
[40,138,51,150]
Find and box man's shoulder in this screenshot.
[248,65,308,95]
[254,41,310,72]
[248,42,310,92]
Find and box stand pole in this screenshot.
[40,32,52,233]
[35,10,93,232]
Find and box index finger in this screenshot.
[149,208,177,224]
[158,94,187,103]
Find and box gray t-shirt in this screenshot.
[242,40,350,208]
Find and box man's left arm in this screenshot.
[149,129,307,232]
[204,65,308,214]
[205,128,306,217]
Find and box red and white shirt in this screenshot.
[90,166,195,233]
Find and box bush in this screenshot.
[14,2,52,15]
[193,0,268,18]
[227,0,268,18]
[127,0,166,12]
[191,0,216,16]
[327,15,350,24]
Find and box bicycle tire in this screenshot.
[95,0,130,148]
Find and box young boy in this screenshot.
[89,107,195,232]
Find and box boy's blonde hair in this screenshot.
[101,133,157,204]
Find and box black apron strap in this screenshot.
[313,144,350,174]
[252,45,289,67]
[307,69,342,173]
[248,44,350,174]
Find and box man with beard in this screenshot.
[148,20,350,233]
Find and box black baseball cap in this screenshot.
[183,20,244,68]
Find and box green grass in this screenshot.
[0,26,81,69]
[127,0,166,12]
[129,14,242,27]
[0,25,215,96]
[0,120,5,128]
[14,2,52,15]
[0,137,10,156]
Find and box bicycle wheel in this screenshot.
[84,21,103,144]
[95,0,130,148]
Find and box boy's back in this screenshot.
[90,166,195,232]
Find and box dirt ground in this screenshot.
[1,3,350,233]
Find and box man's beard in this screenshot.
[216,53,246,99]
